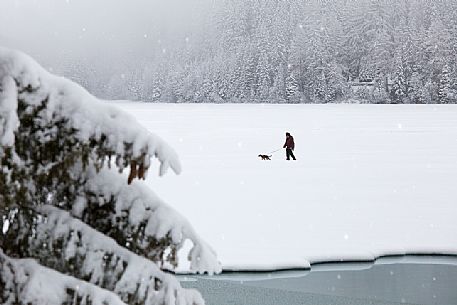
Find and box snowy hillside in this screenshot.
[2,0,456,104]
[116,102,457,271]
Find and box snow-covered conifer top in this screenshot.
[0,47,181,176]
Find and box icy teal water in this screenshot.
[181,257,457,305]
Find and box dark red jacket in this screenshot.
[283,136,295,150]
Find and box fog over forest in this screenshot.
[1,0,456,103]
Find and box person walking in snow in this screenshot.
[283,132,296,160]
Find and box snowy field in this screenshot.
[114,103,457,271]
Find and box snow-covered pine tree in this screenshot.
[409,70,429,104]
[0,47,221,305]
[438,64,453,104]
[424,18,452,92]
[285,69,299,103]
[390,53,409,104]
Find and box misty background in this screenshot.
[1,0,456,104]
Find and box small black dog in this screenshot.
[258,154,272,160]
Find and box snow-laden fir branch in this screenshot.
[0,46,180,177]
[2,205,205,305]
[69,166,221,275]
[0,249,128,305]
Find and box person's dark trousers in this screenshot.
[286,148,296,160]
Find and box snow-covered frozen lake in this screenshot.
[114,103,457,271]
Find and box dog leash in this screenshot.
[267,148,283,155]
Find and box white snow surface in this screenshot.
[115,102,457,271]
